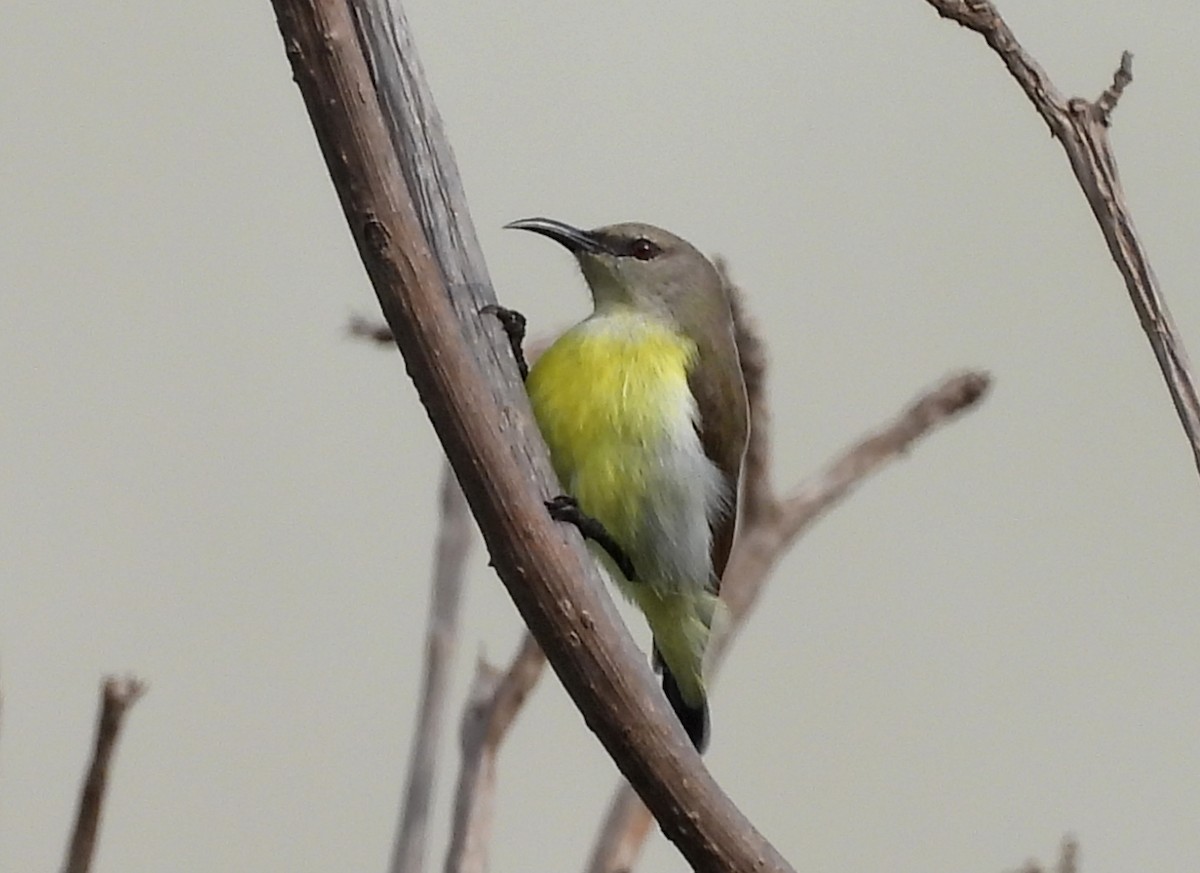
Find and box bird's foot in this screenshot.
[545,495,637,582]
[481,304,529,381]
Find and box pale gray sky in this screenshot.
[3,2,1198,872]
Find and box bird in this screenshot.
[502,217,749,751]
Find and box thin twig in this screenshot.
[349,314,398,345]
[356,313,557,870]
[1013,835,1079,873]
[774,371,989,544]
[354,309,554,873]
[1056,836,1079,873]
[585,268,991,873]
[585,787,658,873]
[443,633,546,873]
[61,676,146,873]
[389,466,474,873]
[1095,51,1133,124]
[922,1,1200,476]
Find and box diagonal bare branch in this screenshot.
[921,0,1200,476]
[389,465,474,873]
[443,633,546,873]
[61,676,146,873]
[355,313,553,873]
[772,371,989,546]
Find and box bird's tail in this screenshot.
[660,661,710,751]
[645,591,721,752]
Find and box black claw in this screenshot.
[481,304,529,381]
[544,494,577,515]
[545,495,637,581]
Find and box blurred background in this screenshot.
[3,2,1198,872]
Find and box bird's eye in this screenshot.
[630,237,660,261]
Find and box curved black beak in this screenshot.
[504,217,602,254]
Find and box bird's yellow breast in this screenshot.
[526,309,698,557]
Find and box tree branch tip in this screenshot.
[472,653,502,680]
[347,314,395,345]
[1010,836,1078,873]
[1095,50,1134,123]
[102,675,147,707]
[1056,834,1079,873]
[930,369,992,414]
[926,0,994,32]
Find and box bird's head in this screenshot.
[505,217,723,325]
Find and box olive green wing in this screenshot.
[687,325,749,594]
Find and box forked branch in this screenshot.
[922,0,1200,476]
[443,634,546,873]
[389,467,474,873]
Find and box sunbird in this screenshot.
[503,217,749,750]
